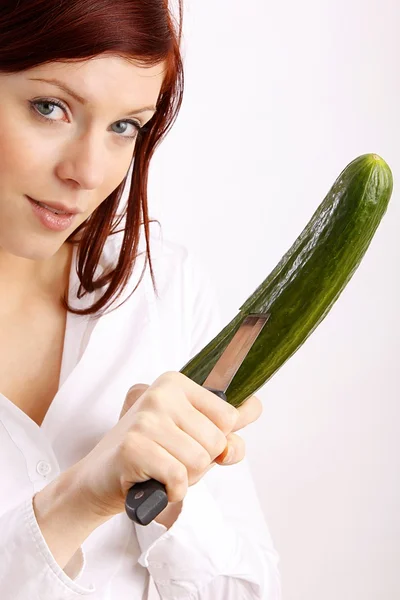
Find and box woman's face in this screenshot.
[0,54,164,262]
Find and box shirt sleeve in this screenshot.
[0,496,96,599]
[134,249,282,599]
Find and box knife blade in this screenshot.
[202,312,270,398]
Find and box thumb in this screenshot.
[214,432,246,466]
[119,383,150,420]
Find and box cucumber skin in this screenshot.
[180,154,393,408]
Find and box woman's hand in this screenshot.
[71,371,262,519]
[120,381,262,468]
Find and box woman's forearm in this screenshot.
[32,470,112,572]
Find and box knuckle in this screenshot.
[160,370,180,383]
[128,382,148,394]
[145,389,165,410]
[214,404,238,434]
[131,411,156,434]
[168,463,187,486]
[118,430,139,457]
[192,450,211,474]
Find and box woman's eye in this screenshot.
[30,99,141,140]
[32,99,66,120]
[111,120,141,139]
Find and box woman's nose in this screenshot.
[55,132,107,191]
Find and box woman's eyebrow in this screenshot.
[27,77,156,116]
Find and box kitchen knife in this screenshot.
[125,312,270,525]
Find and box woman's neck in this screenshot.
[0,242,73,309]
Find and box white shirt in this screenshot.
[0,224,281,599]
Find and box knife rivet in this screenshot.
[134,491,145,500]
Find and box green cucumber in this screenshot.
[180,153,393,408]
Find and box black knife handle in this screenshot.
[125,387,227,525]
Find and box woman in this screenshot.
[0,1,281,598]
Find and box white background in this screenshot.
[144,1,399,598]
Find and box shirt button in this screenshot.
[36,461,52,476]
[151,562,163,568]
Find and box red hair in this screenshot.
[0,0,184,316]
